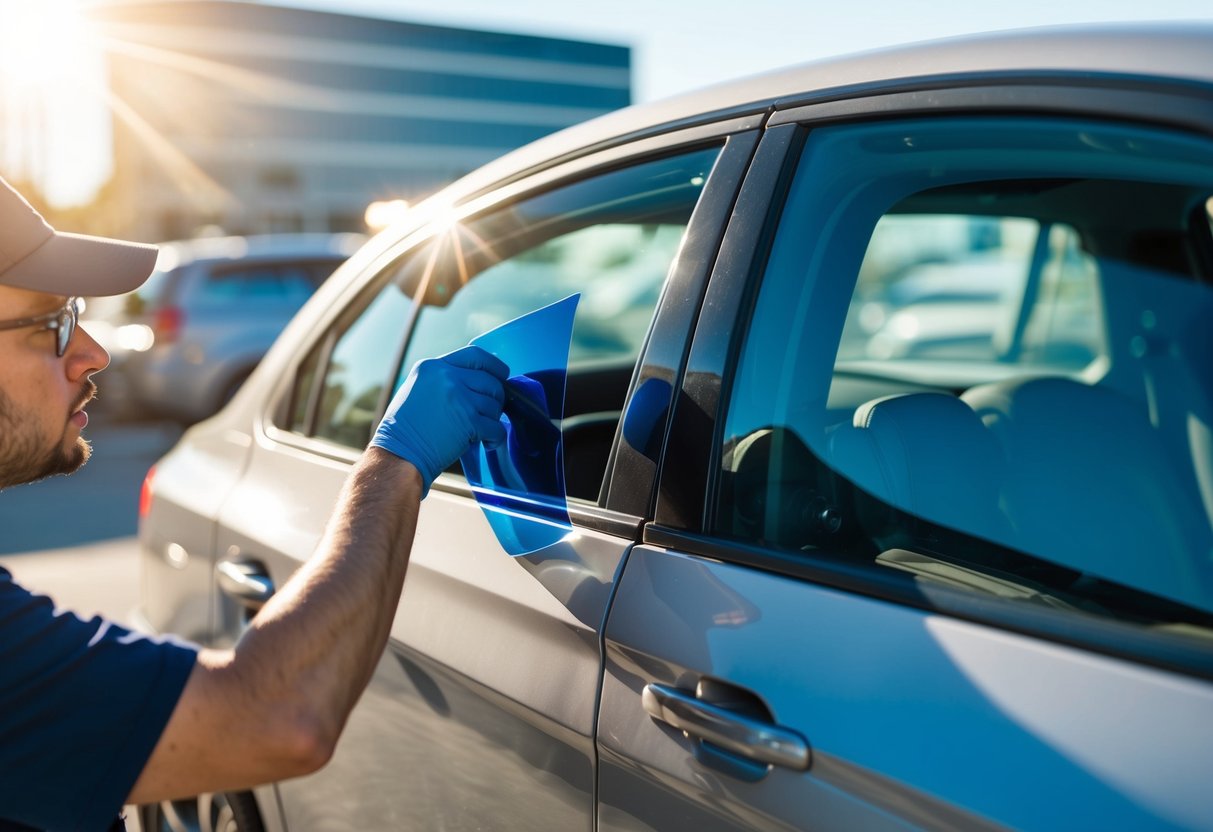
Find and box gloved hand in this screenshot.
[371,345,509,496]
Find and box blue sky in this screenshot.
[278,0,1213,101]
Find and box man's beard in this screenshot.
[0,382,95,490]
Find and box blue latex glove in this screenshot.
[371,345,509,496]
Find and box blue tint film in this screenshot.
[461,295,580,556]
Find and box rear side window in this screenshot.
[197,263,320,305]
[282,146,722,502]
[714,116,1213,639]
[112,267,173,316]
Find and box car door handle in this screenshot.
[216,557,275,611]
[642,683,811,771]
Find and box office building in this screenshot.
[92,1,631,239]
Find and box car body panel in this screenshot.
[213,440,632,827]
[188,122,755,826]
[599,546,1213,831]
[137,425,254,641]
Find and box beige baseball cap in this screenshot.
[0,176,157,297]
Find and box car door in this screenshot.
[210,120,761,829]
[598,85,1213,829]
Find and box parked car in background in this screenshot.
[84,233,364,423]
[136,25,1213,832]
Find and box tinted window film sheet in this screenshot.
[461,295,579,555]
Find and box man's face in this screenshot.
[0,286,109,489]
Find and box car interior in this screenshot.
[720,176,1213,634]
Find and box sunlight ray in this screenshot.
[95,34,312,107]
[412,237,444,309]
[101,87,231,208]
[453,223,501,269]
[95,27,600,125]
[449,227,471,287]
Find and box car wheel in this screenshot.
[138,791,264,832]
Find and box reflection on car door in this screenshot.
[597,102,1213,830]
[211,133,751,828]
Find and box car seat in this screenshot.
[722,426,845,550]
[962,376,1212,610]
[826,392,1010,552]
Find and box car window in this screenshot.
[310,275,412,448]
[116,266,173,316]
[842,215,1104,371]
[282,146,722,494]
[287,335,325,435]
[394,147,720,501]
[397,222,687,371]
[714,116,1213,636]
[198,263,317,304]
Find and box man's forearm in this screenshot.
[233,447,423,751]
[129,348,507,803]
[129,448,425,803]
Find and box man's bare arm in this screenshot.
[126,347,508,803]
[128,448,420,802]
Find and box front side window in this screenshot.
[312,279,413,448]
[716,117,1213,635]
[392,147,720,502]
[283,146,721,506]
[394,149,718,380]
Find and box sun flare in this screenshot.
[0,0,96,95]
[0,0,112,206]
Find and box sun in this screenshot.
[0,0,96,95]
[0,0,111,206]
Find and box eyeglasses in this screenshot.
[0,297,81,357]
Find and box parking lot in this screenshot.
[0,417,181,622]
[3,6,1213,829]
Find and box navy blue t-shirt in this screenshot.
[0,566,198,831]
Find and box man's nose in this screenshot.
[66,323,111,378]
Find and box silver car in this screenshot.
[87,233,363,423]
[136,24,1213,831]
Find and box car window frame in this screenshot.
[258,116,763,535]
[649,78,1213,682]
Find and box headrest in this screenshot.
[831,392,1004,534]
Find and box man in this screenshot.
[0,177,509,831]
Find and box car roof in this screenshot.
[342,22,1213,276]
[437,23,1213,205]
